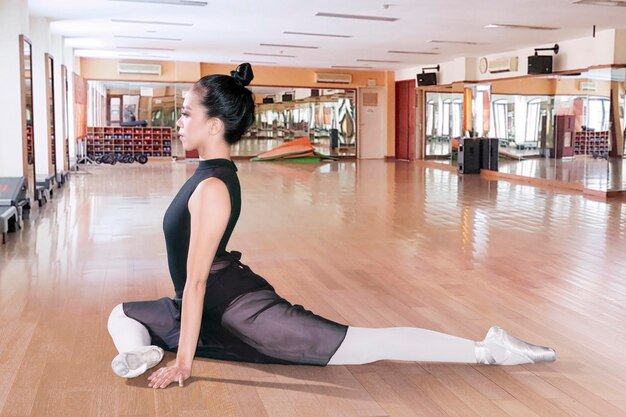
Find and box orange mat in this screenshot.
[250,137,337,161]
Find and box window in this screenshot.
[586,98,610,131]
[493,100,508,139]
[442,99,451,136]
[525,98,542,143]
[452,99,463,137]
[426,100,435,136]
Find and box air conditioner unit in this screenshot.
[488,56,519,74]
[314,72,352,84]
[118,63,162,76]
[579,81,596,92]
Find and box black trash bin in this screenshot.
[458,138,481,174]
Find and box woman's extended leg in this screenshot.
[107,303,165,378]
[327,325,556,366]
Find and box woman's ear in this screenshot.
[207,117,224,136]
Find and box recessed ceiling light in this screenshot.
[117,46,176,51]
[109,0,207,6]
[484,23,559,30]
[230,60,277,65]
[331,65,372,69]
[428,40,483,45]
[119,53,171,59]
[111,18,193,26]
[571,0,626,6]
[283,31,351,38]
[388,50,440,55]
[356,59,402,63]
[114,35,182,41]
[315,12,398,22]
[260,43,319,49]
[244,52,296,58]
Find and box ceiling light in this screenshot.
[315,12,398,21]
[117,46,176,51]
[356,59,402,63]
[111,18,193,26]
[231,60,277,65]
[571,0,626,6]
[283,31,351,38]
[331,65,372,69]
[244,52,296,58]
[114,35,182,41]
[118,53,171,59]
[388,50,439,55]
[110,0,207,6]
[484,23,559,30]
[428,40,483,45]
[260,43,319,49]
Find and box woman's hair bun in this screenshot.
[230,63,254,87]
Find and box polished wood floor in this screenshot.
[1,159,625,417]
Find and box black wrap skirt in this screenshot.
[122,252,348,366]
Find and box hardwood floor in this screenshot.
[1,159,625,417]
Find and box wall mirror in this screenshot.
[45,53,57,178]
[61,64,70,172]
[86,81,357,158]
[19,35,36,202]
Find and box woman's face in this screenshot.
[176,89,209,151]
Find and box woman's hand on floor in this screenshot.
[147,363,191,388]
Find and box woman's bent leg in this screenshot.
[107,303,164,378]
[107,303,151,353]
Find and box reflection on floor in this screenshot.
[498,157,626,191]
[1,160,624,416]
[428,156,626,192]
[231,137,356,157]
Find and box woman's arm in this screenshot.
[148,177,231,389]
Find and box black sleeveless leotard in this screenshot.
[162,158,272,307]
[122,158,348,366]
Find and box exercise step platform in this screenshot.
[0,177,31,243]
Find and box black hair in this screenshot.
[192,63,255,144]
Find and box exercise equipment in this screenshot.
[35,174,56,206]
[0,177,31,243]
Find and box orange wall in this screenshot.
[80,58,200,82]
[200,63,388,89]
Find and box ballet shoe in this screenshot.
[111,345,164,378]
[475,326,556,365]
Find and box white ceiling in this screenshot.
[29,0,626,71]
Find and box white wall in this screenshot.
[64,43,77,168]
[30,16,52,176]
[0,0,29,177]
[395,29,619,84]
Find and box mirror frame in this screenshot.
[19,34,36,200]
[45,53,57,176]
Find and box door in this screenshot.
[358,87,385,159]
[395,80,416,160]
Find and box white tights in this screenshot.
[327,326,477,365]
[107,303,478,364]
[107,303,151,353]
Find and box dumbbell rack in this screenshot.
[86,127,173,159]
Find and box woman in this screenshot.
[107,63,556,389]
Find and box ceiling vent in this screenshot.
[118,63,162,76]
[488,56,519,73]
[314,72,352,84]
